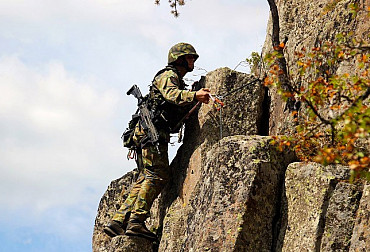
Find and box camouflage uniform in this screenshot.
[112,62,197,223]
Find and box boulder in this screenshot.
[263,0,370,135]
[109,236,154,252]
[321,182,362,251]
[147,67,267,235]
[92,170,138,252]
[159,135,295,251]
[349,184,370,252]
[92,65,369,251]
[279,162,364,251]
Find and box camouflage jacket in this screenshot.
[149,66,197,133]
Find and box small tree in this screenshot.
[264,31,369,180]
[154,0,185,17]
[262,2,370,181]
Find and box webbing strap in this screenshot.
[151,65,177,83]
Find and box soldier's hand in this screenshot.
[195,88,211,104]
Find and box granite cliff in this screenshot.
[93,1,369,251]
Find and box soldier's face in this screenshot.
[185,55,196,72]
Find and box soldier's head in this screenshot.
[168,42,199,73]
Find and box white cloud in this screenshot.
[0,55,130,218]
[181,0,268,32]
[0,0,269,51]
[0,0,152,22]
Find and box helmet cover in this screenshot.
[168,43,199,64]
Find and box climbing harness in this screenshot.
[127,149,137,160]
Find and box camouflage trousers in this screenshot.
[112,124,170,223]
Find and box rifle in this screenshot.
[127,85,160,149]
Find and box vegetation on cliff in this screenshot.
[263,2,369,180]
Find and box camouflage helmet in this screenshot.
[168,43,199,64]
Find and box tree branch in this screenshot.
[267,0,281,48]
[336,86,370,121]
[267,0,295,110]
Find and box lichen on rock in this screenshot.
[163,135,295,252]
[279,162,365,252]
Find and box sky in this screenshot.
[0,0,269,251]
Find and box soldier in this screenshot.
[104,43,210,241]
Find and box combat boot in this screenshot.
[103,212,130,237]
[125,217,158,241]
[103,220,126,237]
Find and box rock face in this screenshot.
[93,1,370,251]
[93,170,139,251]
[350,184,370,252]
[109,236,154,252]
[263,0,370,135]
[159,136,295,252]
[279,162,364,252]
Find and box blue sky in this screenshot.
[0,0,269,251]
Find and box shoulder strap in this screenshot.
[152,65,188,90]
[151,65,177,83]
[150,65,178,93]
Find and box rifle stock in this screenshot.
[127,85,160,147]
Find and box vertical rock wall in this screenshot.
[152,68,269,250]
[263,0,370,135]
[279,162,365,252]
[159,136,295,252]
[350,184,370,251]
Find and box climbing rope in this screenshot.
[208,76,261,139]
[127,149,137,160]
[174,76,262,142]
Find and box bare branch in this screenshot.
[154,0,183,16]
[267,0,295,110]
[336,87,370,121]
[267,0,281,48]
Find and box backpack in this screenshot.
[121,113,140,149]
